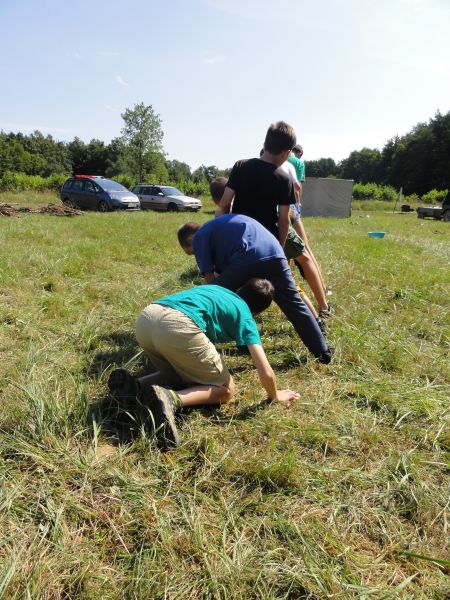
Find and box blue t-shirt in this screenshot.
[154,285,261,346]
[192,214,285,275]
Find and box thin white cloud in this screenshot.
[200,54,225,65]
[105,104,117,112]
[100,51,121,57]
[0,122,71,135]
[374,52,450,76]
[400,0,425,6]
[70,52,82,59]
[116,75,128,86]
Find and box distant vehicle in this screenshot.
[60,176,140,212]
[131,184,202,212]
[417,206,443,219]
[416,193,450,221]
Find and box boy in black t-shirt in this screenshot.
[219,121,296,248]
[218,121,332,319]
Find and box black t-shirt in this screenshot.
[227,158,295,239]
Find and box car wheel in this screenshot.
[63,199,76,209]
[442,210,450,222]
[98,200,110,212]
[167,202,178,212]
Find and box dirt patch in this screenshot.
[0,203,83,217]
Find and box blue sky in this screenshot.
[0,0,449,170]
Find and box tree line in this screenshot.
[0,105,449,197]
[305,111,450,196]
[0,103,229,196]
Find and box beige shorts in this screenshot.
[136,303,230,387]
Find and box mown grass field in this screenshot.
[0,192,449,599]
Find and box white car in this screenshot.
[132,184,202,212]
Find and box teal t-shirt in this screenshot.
[154,285,261,346]
[288,155,305,182]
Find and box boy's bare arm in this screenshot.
[247,344,299,403]
[278,205,290,248]
[219,187,235,214]
[294,181,301,204]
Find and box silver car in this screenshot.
[132,184,202,212]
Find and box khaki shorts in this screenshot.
[283,226,306,260]
[136,303,230,387]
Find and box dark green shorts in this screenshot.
[283,226,306,259]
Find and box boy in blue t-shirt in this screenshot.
[177,214,332,363]
[108,280,299,448]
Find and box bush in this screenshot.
[353,183,381,200]
[114,173,137,190]
[352,182,398,201]
[0,171,69,192]
[403,193,420,204]
[421,188,448,204]
[0,171,44,192]
[378,185,397,201]
[180,179,209,198]
[45,173,68,190]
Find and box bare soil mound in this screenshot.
[0,203,82,217]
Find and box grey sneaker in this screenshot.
[319,304,334,319]
[141,385,181,448]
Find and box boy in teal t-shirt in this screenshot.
[154,285,261,346]
[109,280,299,448]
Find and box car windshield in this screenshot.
[163,187,183,196]
[98,179,128,192]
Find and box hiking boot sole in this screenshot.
[141,385,180,448]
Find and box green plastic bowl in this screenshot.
[368,231,385,238]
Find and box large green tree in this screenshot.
[167,159,192,183]
[120,103,164,182]
[305,157,337,178]
[68,137,110,175]
[338,148,382,184]
[192,164,219,183]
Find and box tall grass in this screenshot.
[0,200,449,598]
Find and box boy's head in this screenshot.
[177,222,201,254]
[263,121,296,156]
[292,144,303,159]
[236,278,274,315]
[210,177,228,205]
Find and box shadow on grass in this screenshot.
[223,345,308,371]
[85,331,145,378]
[88,393,271,446]
[178,266,202,285]
[270,354,309,370]
[88,394,141,444]
[175,390,271,425]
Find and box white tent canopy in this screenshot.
[301,178,354,218]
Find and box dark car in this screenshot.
[60,176,140,212]
[416,193,450,221]
[131,184,202,212]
